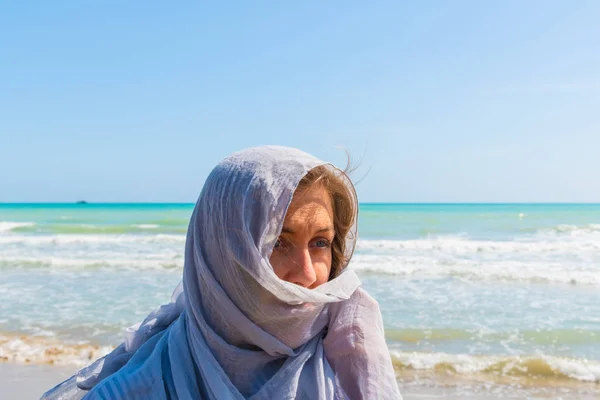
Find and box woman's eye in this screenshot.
[313,239,330,248]
[274,238,282,249]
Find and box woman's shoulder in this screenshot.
[323,288,402,399]
[350,286,380,310]
[331,287,382,319]
[326,287,385,347]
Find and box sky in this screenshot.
[1,1,599,203]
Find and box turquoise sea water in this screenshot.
[1,203,599,395]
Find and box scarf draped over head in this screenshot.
[42,146,401,400]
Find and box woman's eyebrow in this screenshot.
[316,226,334,233]
[281,226,333,234]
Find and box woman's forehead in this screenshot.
[283,186,333,232]
[287,185,332,212]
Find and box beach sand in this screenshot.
[2,363,598,400]
[1,363,74,399]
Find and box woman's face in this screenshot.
[270,184,335,289]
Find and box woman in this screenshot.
[43,146,401,399]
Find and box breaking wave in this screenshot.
[391,351,600,384]
[0,333,113,367]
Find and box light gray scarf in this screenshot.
[42,146,401,400]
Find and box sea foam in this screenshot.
[391,350,600,383]
[0,221,36,233]
[0,333,113,367]
[351,235,600,285]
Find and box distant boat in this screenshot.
[76,200,88,204]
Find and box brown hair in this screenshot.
[296,165,357,280]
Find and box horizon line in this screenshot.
[2,201,600,205]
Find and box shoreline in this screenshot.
[2,362,597,400]
[1,363,75,399]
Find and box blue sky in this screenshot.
[1,1,599,202]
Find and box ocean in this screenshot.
[1,203,599,398]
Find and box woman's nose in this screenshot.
[287,247,317,288]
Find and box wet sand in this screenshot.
[2,363,598,400]
[1,363,74,399]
